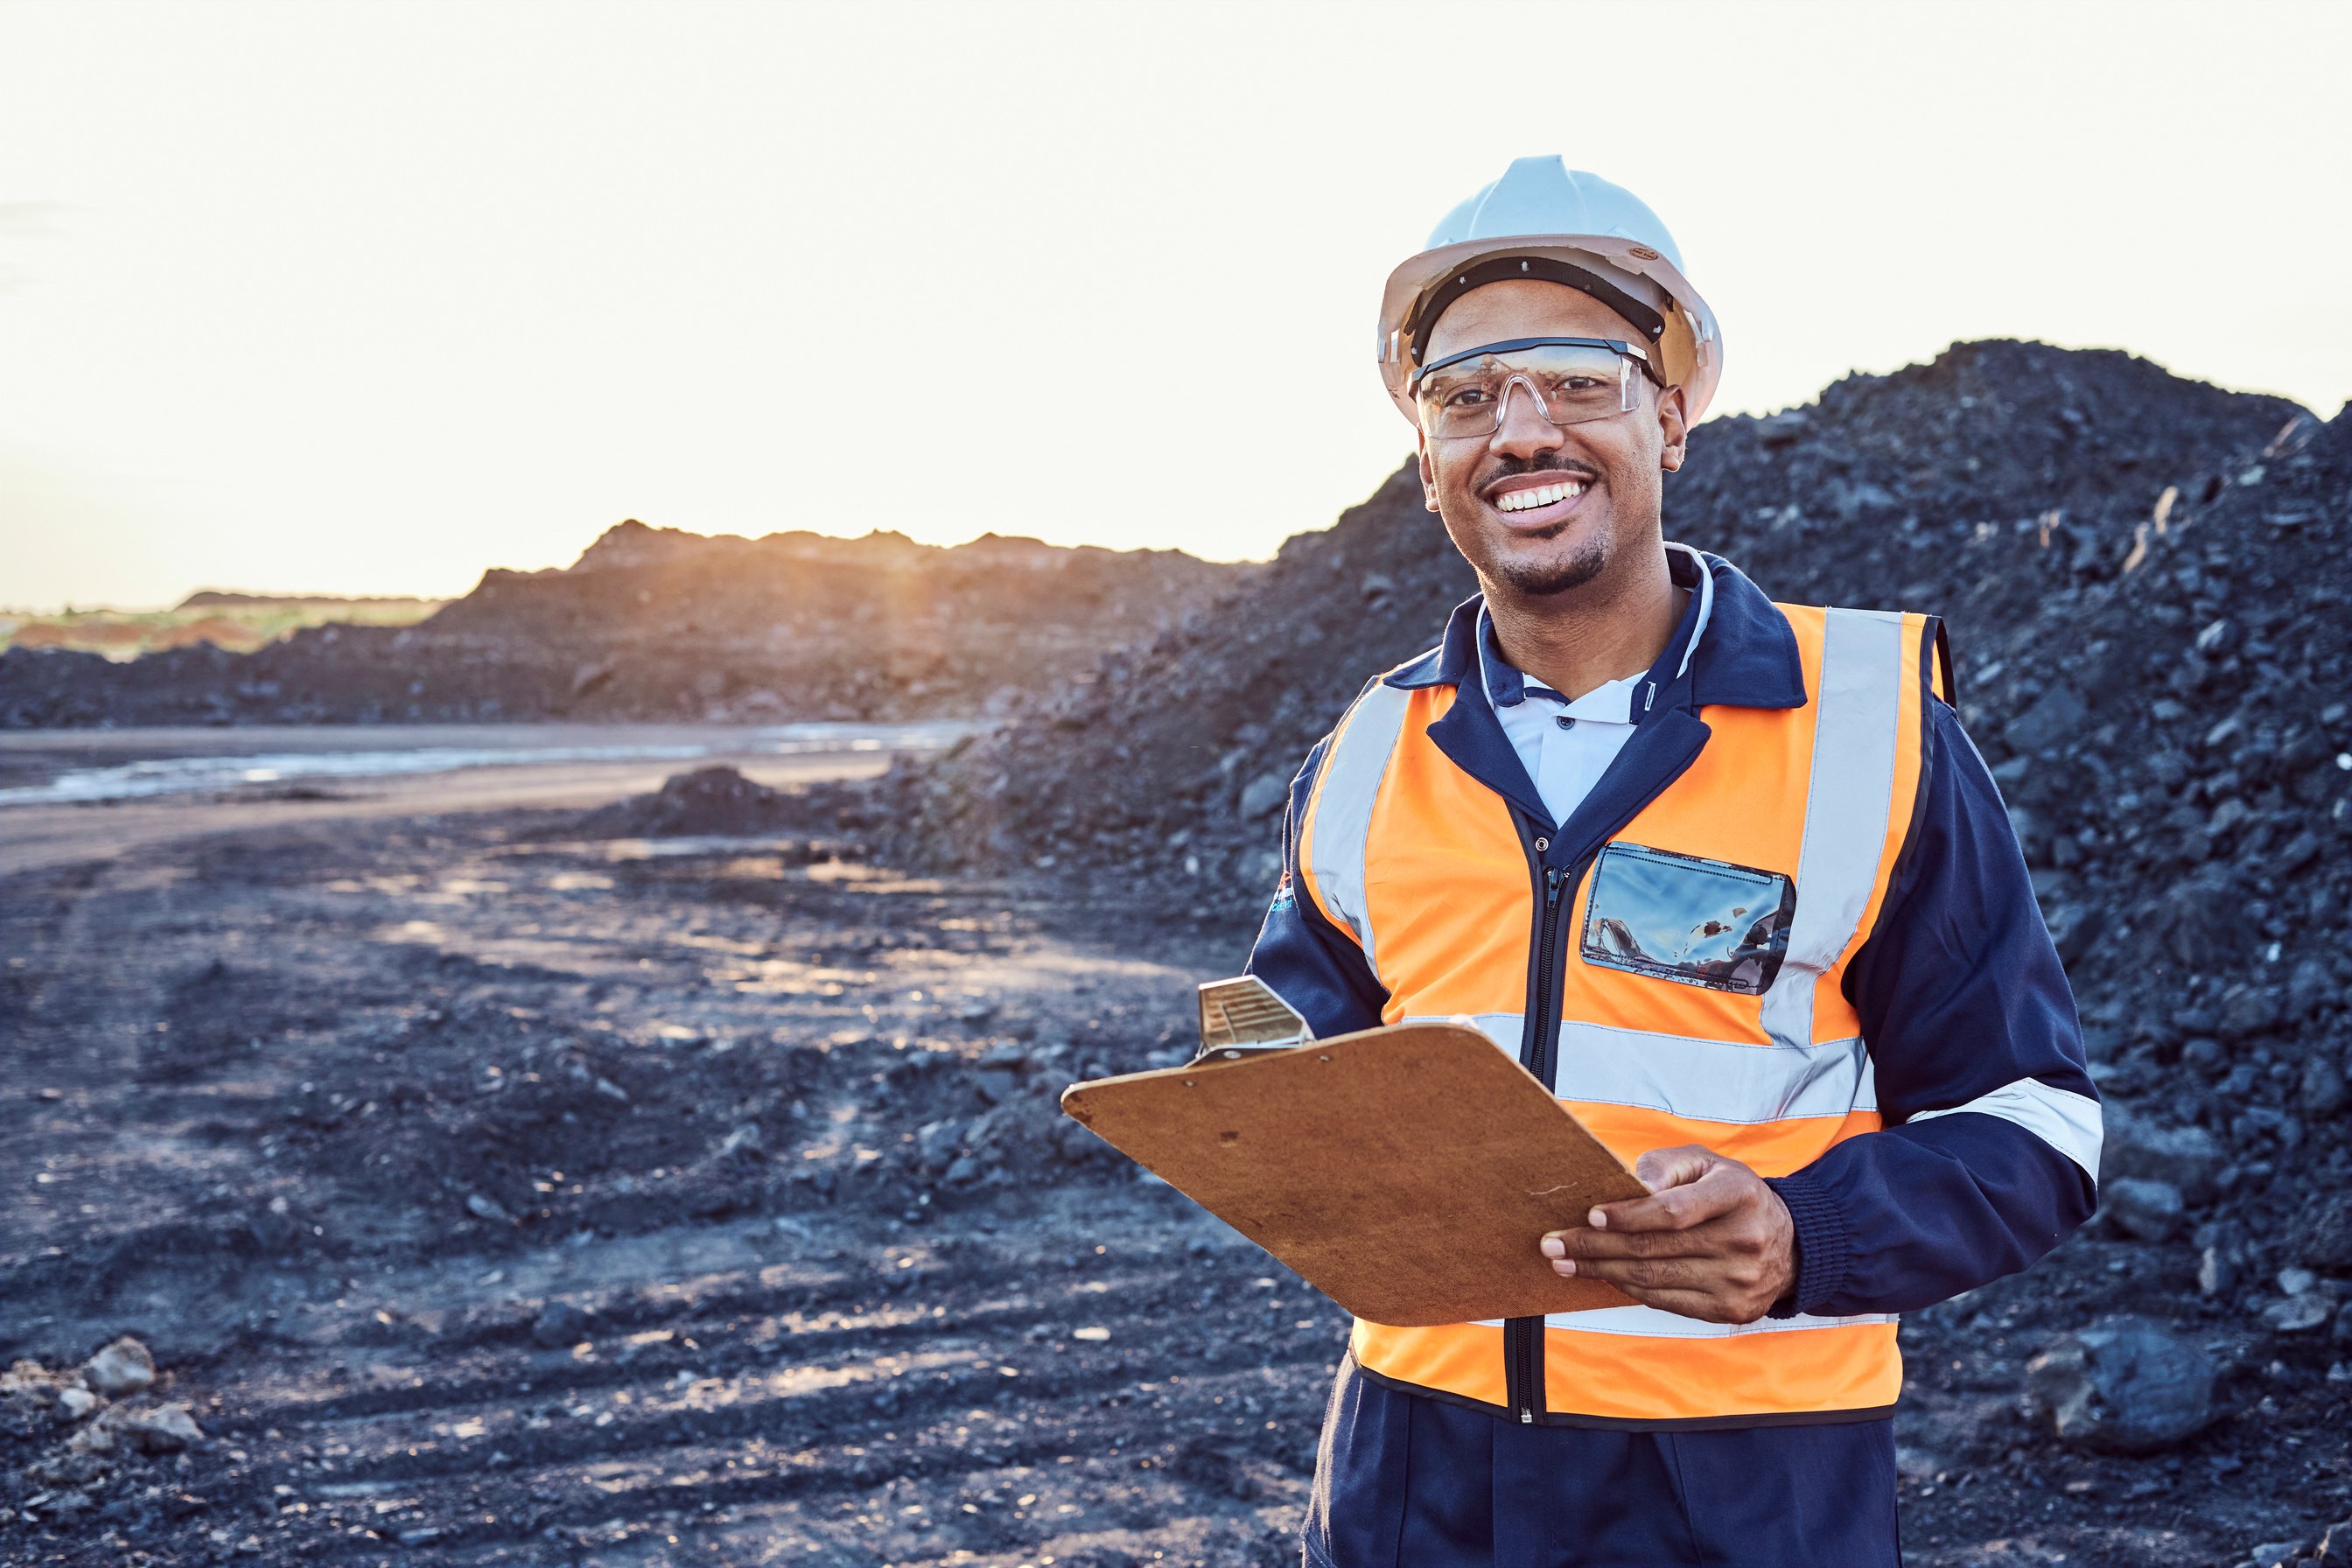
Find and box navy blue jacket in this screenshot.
[1245,549,2098,1320]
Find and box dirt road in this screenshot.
[2,764,2335,1566]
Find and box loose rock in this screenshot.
[464,1192,516,1224]
[2263,1291,2334,1334]
[2024,1317,2220,1453]
[1237,772,1291,821]
[2103,1176,2185,1242]
[2302,1058,2348,1117]
[80,1336,156,1396]
[2101,1103,2225,1207]
[110,1402,204,1454]
[531,1301,591,1348]
[2295,1195,2352,1273]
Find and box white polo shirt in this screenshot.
[1477,542,1715,830]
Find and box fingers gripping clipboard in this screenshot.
[1058,1000,1650,1328]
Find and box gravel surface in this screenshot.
[4,795,2346,1566]
[1,810,1329,1566]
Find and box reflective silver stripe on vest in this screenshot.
[1304,681,1414,978]
[1413,1012,1529,1057]
[1759,608,1908,1051]
[1908,1075,2104,1178]
[1406,1014,1878,1124]
[1539,1306,1897,1336]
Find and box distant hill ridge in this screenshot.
[175,591,444,610]
[564,520,1086,574]
[0,522,1245,726]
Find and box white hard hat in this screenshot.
[1376,157,1722,426]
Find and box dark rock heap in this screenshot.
[897,340,2322,891]
[567,763,855,841]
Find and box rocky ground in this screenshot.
[1,776,2345,1568]
[0,524,1242,730]
[1,803,1326,1567]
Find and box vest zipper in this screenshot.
[1528,864,1566,1086]
[1506,856,1569,1424]
[1488,708,1709,1427]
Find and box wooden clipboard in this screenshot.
[1059,1020,1649,1327]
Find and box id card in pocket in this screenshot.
[1578,843,1796,997]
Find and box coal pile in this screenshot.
[891,340,2314,887]
[0,522,1244,728]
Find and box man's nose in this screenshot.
[1488,377,1561,459]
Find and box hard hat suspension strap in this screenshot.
[1405,256,1667,372]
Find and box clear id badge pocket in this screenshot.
[1578,843,1796,997]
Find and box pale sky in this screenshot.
[3,0,2348,611]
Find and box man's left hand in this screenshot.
[1538,1145,1796,1324]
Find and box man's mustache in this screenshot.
[1486,451,1599,481]
[1478,454,1600,492]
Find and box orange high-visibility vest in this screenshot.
[1296,602,1942,1428]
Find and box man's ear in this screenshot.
[1656,385,1690,473]
[1417,427,1440,512]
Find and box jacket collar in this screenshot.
[1478,541,1717,710]
[1382,545,1807,714]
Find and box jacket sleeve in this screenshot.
[1764,697,2101,1318]
[1242,735,1390,1040]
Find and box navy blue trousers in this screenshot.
[1304,1358,1900,1568]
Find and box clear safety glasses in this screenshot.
[1410,337,1664,440]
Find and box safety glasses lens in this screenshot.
[1415,343,1635,438]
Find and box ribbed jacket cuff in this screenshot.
[1765,1168,1850,1319]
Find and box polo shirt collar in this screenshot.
[1476,541,1717,711]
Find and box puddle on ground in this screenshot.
[0,722,974,806]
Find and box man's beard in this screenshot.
[1486,524,1608,598]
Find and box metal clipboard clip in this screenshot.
[1192,975,1313,1064]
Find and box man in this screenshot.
[1246,158,2101,1567]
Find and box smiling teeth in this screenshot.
[1496,482,1585,513]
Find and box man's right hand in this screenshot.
[1538,1144,1796,1325]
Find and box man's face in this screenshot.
[1415,279,1689,598]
